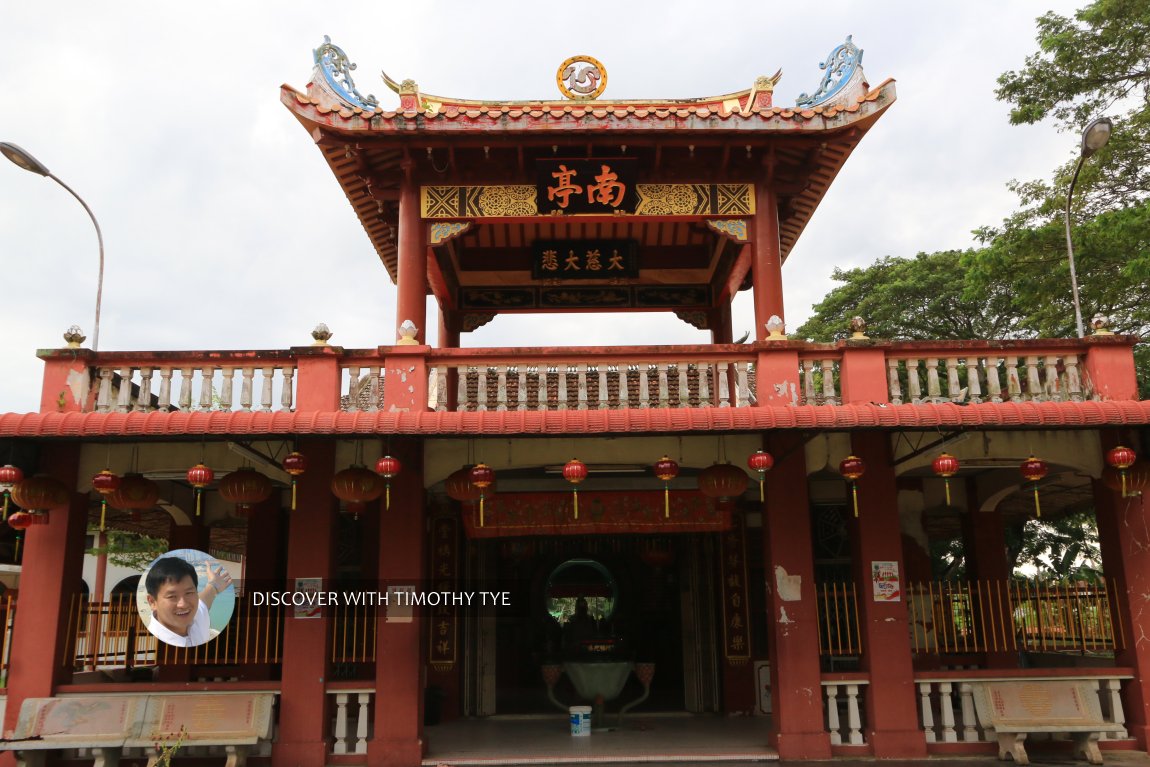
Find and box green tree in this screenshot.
[1006,510,1102,582]
[795,250,1028,342]
[87,530,168,571]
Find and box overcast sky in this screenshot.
[0,1,1086,412]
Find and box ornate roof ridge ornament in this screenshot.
[557,55,608,100]
[796,35,866,109]
[312,35,379,112]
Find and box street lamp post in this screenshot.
[0,142,105,351]
[1064,117,1113,339]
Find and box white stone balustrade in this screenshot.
[432,359,755,411]
[329,689,373,755]
[887,353,1086,405]
[822,679,868,746]
[800,356,840,405]
[94,360,296,414]
[341,365,385,412]
[915,674,1129,745]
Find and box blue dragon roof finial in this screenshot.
[796,36,864,108]
[313,35,379,112]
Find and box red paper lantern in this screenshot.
[697,463,749,509]
[839,456,865,518]
[375,455,402,511]
[653,456,679,518]
[747,450,774,502]
[932,453,960,507]
[186,463,214,517]
[563,459,588,520]
[445,467,483,504]
[469,463,495,527]
[0,465,24,521]
[109,474,159,510]
[91,469,121,532]
[331,465,384,517]
[7,511,34,530]
[282,451,307,511]
[218,468,273,518]
[1020,456,1048,517]
[1106,446,1138,497]
[11,475,69,514]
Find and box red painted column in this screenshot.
[2,444,87,736]
[292,345,343,412]
[751,183,784,341]
[849,432,927,757]
[1083,337,1137,401]
[369,437,427,767]
[960,480,1015,668]
[383,346,430,413]
[761,433,831,759]
[1095,429,1150,748]
[37,349,94,412]
[395,171,427,345]
[243,495,284,584]
[710,303,733,345]
[754,346,801,406]
[271,438,337,766]
[838,342,889,405]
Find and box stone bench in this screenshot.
[0,692,274,767]
[971,680,1124,765]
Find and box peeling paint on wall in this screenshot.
[774,565,802,602]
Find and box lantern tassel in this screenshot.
[2,494,8,521]
[479,495,485,528]
[291,480,297,511]
[759,479,764,503]
[195,489,202,517]
[1033,485,1042,518]
[573,489,579,520]
[1122,472,1128,498]
[944,479,951,507]
[100,498,106,533]
[13,536,19,560]
[852,483,859,518]
[386,483,391,511]
[664,485,670,519]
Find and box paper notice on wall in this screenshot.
[295,578,323,618]
[386,585,416,623]
[871,561,901,602]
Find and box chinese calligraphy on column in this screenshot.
[720,513,752,665]
[429,515,459,671]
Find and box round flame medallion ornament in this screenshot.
[557,55,607,101]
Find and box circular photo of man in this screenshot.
[136,549,236,647]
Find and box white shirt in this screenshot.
[147,600,212,647]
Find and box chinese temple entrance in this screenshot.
[463,534,724,717]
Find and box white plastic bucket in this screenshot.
[569,705,592,736]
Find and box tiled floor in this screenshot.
[422,714,778,765]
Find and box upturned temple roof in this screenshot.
[281,38,897,282]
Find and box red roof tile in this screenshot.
[0,400,1147,439]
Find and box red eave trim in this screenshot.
[1,400,1148,439]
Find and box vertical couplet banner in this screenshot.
[720,512,752,665]
[429,515,458,671]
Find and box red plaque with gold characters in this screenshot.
[720,512,752,665]
[429,515,458,671]
[537,159,638,215]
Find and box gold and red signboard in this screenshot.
[531,240,639,280]
[428,515,458,672]
[421,183,754,219]
[720,512,752,665]
[536,159,639,214]
[460,490,731,539]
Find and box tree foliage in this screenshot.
[1006,511,1102,582]
[87,530,167,572]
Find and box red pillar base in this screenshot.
[367,737,425,767]
[869,729,929,758]
[272,740,330,767]
[774,730,833,760]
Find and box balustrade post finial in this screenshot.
[766,315,787,340]
[311,323,333,345]
[849,316,869,340]
[63,325,87,349]
[396,319,420,346]
[1091,314,1114,336]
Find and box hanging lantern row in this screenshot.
[563,459,587,520]
[698,463,749,509]
[653,456,678,518]
[282,451,308,510]
[376,455,402,510]
[91,469,121,532]
[932,453,960,507]
[470,463,495,526]
[747,451,774,501]
[0,465,23,521]
[839,456,865,517]
[1105,446,1137,498]
[1020,455,1048,518]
